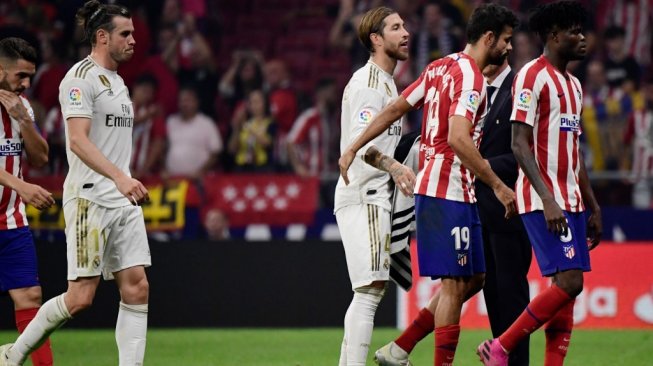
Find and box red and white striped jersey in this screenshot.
[287,106,324,176]
[402,52,486,203]
[598,0,652,65]
[511,55,585,214]
[0,96,33,229]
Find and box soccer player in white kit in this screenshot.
[1,2,151,366]
[334,7,416,366]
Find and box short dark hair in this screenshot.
[358,7,397,53]
[529,1,588,43]
[76,0,131,45]
[0,37,37,64]
[466,3,519,44]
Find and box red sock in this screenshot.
[395,308,435,353]
[434,324,459,366]
[16,308,54,366]
[499,285,572,352]
[544,299,575,366]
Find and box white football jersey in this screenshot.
[334,61,403,213]
[59,56,133,208]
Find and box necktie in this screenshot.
[486,85,497,110]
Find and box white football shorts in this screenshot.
[336,203,391,290]
[64,198,151,280]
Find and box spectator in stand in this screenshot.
[264,59,297,136]
[510,30,538,73]
[329,0,381,72]
[165,85,223,179]
[603,26,641,92]
[623,74,653,208]
[203,207,230,241]
[412,1,458,73]
[597,0,651,67]
[287,78,339,177]
[131,74,166,178]
[218,49,265,108]
[28,37,67,112]
[140,23,180,117]
[228,89,277,172]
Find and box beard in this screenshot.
[386,46,409,61]
[487,47,508,66]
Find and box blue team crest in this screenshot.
[563,244,576,259]
[457,253,468,266]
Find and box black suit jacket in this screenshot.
[475,70,523,232]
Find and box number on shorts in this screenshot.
[451,226,470,250]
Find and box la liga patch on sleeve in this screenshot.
[463,90,481,113]
[68,87,83,108]
[358,108,374,124]
[516,89,533,111]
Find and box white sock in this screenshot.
[8,294,71,364]
[116,302,148,366]
[343,287,384,366]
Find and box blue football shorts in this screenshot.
[521,210,591,276]
[415,195,485,279]
[0,226,39,292]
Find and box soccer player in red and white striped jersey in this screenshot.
[478,2,602,366]
[339,4,518,365]
[0,37,55,366]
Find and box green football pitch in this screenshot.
[1,328,651,365]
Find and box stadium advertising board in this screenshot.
[398,242,653,329]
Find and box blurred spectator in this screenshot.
[131,74,166,178]
[412,1,458,73]
[218,49,265,108]
[140,22,180,116]
[39,107,67,176]
[116,4,152,87]
[287,78,339,177]
[165,86,223,178]
[597,0,651,66]
[203,207,230,241]
[604,26,641,92]
[510,30,538,73]
[623,75,653,208]
[228,89,277,172]
[28,36,67,112]
[264,59,298,135]
[582,60,634,171]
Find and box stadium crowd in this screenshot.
[0,0,651,214]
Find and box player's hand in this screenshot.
[0,90,31,124]
[115,175,150,205]
[493,183,516,219]
[338,148,356,185]
[16,181,55,210]
[542,197,567,235]
[389,162,416,197]
[586,209,602,250]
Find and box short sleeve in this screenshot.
[510,70,539,127]
[60,77,94,120]
[401,69,427,108]
[449,66,484,123]
[348,87,385,141]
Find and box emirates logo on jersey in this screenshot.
[0,138,23,156]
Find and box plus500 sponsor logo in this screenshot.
[560,113,581,133]
[0,138,22,156]
[420,143,435,160]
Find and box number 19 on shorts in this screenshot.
[451,226,470,250]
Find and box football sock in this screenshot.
[15,308,54,366]
[116,302,148,366]
[8,294,71,364]
[434,324,460,366]
[343,287,384,366]
[499,285,572,352]
[544,299,575,366]
[395,307,435,353]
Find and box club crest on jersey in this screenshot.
[68,87,82,107]
[358,109,374,124]
[464,91,481,113]
[0,138,23,156]
[457,253,468,266]
[563,244,575,259]
[516,89,533,111]
[560,113,580,133]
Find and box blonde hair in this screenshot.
[357,7,396,53]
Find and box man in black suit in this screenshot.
[475,59,532,366]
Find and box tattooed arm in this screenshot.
[363,145,416,197]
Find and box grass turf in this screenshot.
[1,328,650,365]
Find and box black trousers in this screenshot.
[482,226,532,366]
